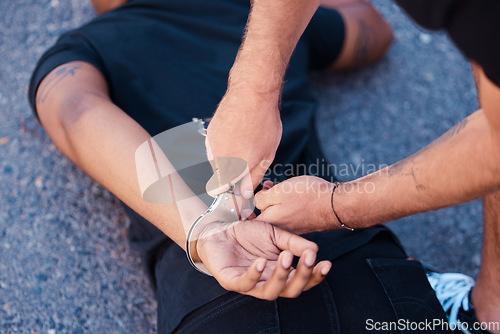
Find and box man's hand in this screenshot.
[206,88,282,198]
[205,0,321,199]
[196,220,331,300]
[255,177,337,234]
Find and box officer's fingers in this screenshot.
[262,180,274,190]
[239,172,254,199]
[273,227,319,257]
[254,187,281,211]
[205,136,214,161]
[255,206,283,225]
[242,165,270,199]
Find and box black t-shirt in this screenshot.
[396,0,500,87]
[29,1,394,331]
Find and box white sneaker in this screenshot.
[426,271,489,334]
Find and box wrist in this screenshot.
[192,221,226,263]
[218,82,281,121]
[190,239,202,263]
[186,220,223,272]
[227,65,283,99]
[324,181,358,230]
[318,182,344,231]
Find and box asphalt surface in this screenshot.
[0,0,482,333]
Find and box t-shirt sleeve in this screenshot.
[303,7,345,70]
[396,0,500,87]
[28,32,107,119]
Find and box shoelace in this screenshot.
[427,272,475,329]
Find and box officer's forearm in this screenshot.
[228,0,320,96]
[333,109,500,228]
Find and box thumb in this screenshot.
[254,187,279,211]
[239,173,254,199]
[205,136,214,161]
[262,180,274,190]
[240,162,272,199]
[255,205,281,225]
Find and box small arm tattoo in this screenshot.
[353,19,376,64]
[36,65,80,105]
[431,118,469,147]
[411,167,426,191]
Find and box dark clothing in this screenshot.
[396,0,500,87]
[29,0,344,138]
[29,1,449,332]
[171,233,451,334]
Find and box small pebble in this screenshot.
[3,165,14,175]
[419,33,432,44]
[35,176,43,189]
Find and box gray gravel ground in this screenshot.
[0,0,482,333]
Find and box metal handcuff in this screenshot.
[185,184,243,275]
[185,118,247,275]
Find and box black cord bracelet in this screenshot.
[330,182,355,231]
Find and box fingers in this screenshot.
[279,249,316,298]
[239,173,254,199]
[241,208,256,220]
[273,226,319,257]
[262,180,274,190]
[211,222,325,301]
[255,205,282,224]
[241,161,274,199]
[205,136,214,161]
[230,258,268,293]
[221,251,330,301]
[244,252,330,300]
[254,187,280,211]
[250,166,269,194]
[303,261,332,291]
[253,251,294,300]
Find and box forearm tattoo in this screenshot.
[353,19,376,64]
[36,65,80,104]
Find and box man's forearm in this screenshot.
[36,62,211,250]
[229,0,320,95]
[43,95,205,248]
[335,109,500,228]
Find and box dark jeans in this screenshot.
[161,233,451,334]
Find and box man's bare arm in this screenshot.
[230,0,320,94]
[36,61,190,246]
[256,66,500,232]
[89,0,127,15]
[334,66,500,228]
[257,106,500,233]
[206,0,320,197]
